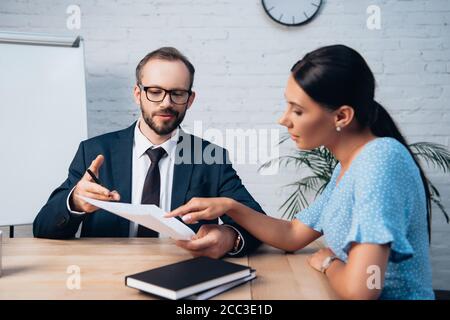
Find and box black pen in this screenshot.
[87,169,103,186]
[86,169,119,200]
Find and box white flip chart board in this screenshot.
[0,32,87,226]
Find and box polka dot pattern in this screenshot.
[295,138,434,300]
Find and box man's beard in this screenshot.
[140,103,187,136]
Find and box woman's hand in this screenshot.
[165,197,235,223]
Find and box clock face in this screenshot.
[262,0,323,26]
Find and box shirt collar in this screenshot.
[134,118,179,160]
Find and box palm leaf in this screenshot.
[278,182,308,219]
[428,179,449,223]
[410,142,450,173]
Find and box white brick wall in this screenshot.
[1,0,449,289]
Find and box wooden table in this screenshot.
[0,238,338,300]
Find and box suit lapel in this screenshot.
[110,122,135,235]
[171,129,194,210]
[111,123,135,203]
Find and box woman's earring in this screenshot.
[336,126,342,132]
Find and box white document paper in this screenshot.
[78,196,195,240]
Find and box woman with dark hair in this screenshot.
[166,45,434,300]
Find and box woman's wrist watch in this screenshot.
[320,255,338,274]
[232,233,242,253]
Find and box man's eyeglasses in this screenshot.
[138,85,192,105]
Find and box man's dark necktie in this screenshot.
[137,147,167,237]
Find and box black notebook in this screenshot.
[186,269,256,300]
[125,256,252,300]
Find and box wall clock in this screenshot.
[262,0,323,27]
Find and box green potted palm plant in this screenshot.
[260,137,450,223]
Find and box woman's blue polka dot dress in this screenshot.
[295,137,434,299]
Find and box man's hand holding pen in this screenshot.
[69,154,121,213]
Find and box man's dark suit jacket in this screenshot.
[33,122,265,256]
